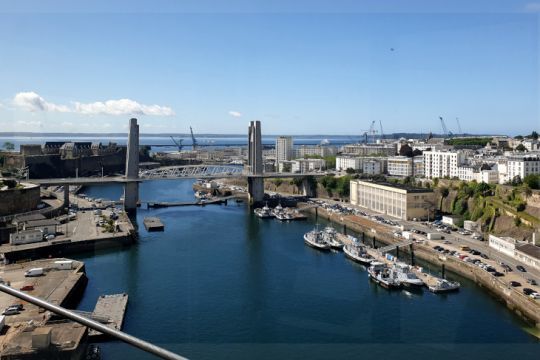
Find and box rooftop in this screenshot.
[516,243,540,260]
[354,179,433,193]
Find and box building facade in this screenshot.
[291,159,326,173]
[387,156,413,177]
[276,136,294,162]
[336,156,362,171]
[507,154,540,181]
[350,180,435,220]
[423,150,465,179]
[294,145,337,159]
[341,144,396,157]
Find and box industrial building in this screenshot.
[350,180,435,220]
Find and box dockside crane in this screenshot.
[379,120,384,141]
[456,117,462,135]
[190,126,198,150]
[170,136,184,151]
[439,116,453,138]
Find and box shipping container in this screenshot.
[54,260,73,270]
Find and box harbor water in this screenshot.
[75,179,539,359]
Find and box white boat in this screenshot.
[367,262,401,289]
[194,191,208,199]
[321,226,343,249]
[304,230,330,251]
[254,203,273,218]
[392,263,424,288]
[428,279,460,293]
[343,244,374,265]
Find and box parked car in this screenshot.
[20,285,34,291]
[492,272,504,277]
[509,281,521,287]
[526,278,537,286]
[8,303,24,311]
[530,292,540,299]
[2,307,20,316]
[516,265,526,272]
[522,288,535,296]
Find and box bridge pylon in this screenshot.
[247,120,264,205]
[124,118,139,211]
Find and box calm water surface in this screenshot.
[75,180,539,360]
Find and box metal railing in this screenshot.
[0,284,188,360]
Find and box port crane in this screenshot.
[455,117,462,135]
[439,116,453,138]
[169,136,184,151]
[360,120,378,144]
[190,126,198,150]
[379,120,384,141]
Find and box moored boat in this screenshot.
[428,279,461,293]
[368,262,401,289]
[392,263,424,288]
[322,226,343,249]
[303,229,330,251]
[343,244,374,265]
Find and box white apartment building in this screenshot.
[276,136,294,162]
[423,150,465,179]
[336,156,362,171]
[507,154,540,181]
[294,145,337,159]
[387,156,413,177]
[413,156,424,177]
[291,158,326,173]
[363,160,382,175]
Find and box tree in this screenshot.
[521,183,532,200]
[345,167,356,174]
[530,131,539,140]
[412,149,423,157]
[440,186,450,198]
[282,162,292,173]
[2,142,14,151]
[523,174,540,190]
[511,175,523,186]
[515,144,527,152]
[399,144,413,157]
[514,135,524,140]
[516,202,526,212]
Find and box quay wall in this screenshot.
[3,234,135,263]
[0,183,40,216]
[305,206,540,328]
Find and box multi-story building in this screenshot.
[341,144,396,157]
[363,159,382,175]
[291,158,326,173]
[294,145,337,159]
[489,235,540,271]
[423,150,465,179]
[336,156,362,171]
[350,180,435,220]
[413,156,424,177]
[276,136,294,163]
[387,156,413,177]
[507,154,540,181]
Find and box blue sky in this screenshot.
[0,1,538,135]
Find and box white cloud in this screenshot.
[524,2,540,11]
[13,92,70,113]
[228,110,242,118]
[12,91,174,116]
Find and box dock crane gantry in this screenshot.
[169,136,184,151]
[439,116,453,138]
[190,126,198,151]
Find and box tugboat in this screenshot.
[321,226,343,249]
[428,278,460,293]
[368,262,401,289]
[303,229,330,251]
[343,244,374,265]
[254,203,274,218]
[392,263,424,288]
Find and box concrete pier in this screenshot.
[88,293,129,340]
[143,217,164,231]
